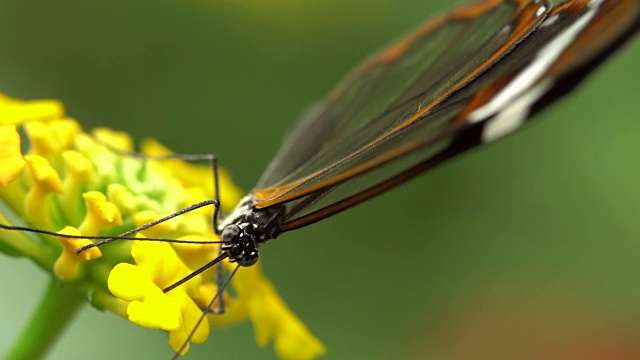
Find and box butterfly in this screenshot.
[3,0,639,357]
[210,0,640,267]
[154,0,640,351]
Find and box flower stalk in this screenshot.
[5,281,84,360]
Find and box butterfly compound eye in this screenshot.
[221,224,241,243]
[221,224,259,267]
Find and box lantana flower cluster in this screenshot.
[0,93,325,359]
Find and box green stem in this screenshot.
[5,280,84,360]
[0,204,56,270]
[0,228,55,268]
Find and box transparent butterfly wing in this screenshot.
[254,0,550,204]
[252,0,640,231]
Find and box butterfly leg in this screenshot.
[209,245,227,314]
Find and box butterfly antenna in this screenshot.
[0,223,224,245]
[170,264,240,359]
[75,199,219,254]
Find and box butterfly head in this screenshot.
[221,223,259,266]
[220,198,286,267]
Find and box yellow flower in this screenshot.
[0,93,64,125]
[23,155,64,229]
[0,92,325,359]
[109,241,209,355]
[0,126,26,186]
[53,226,102,281]
[233,265,327,360]
[79,191,123,236]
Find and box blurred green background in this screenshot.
[1,0,640,359]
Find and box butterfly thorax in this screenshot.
[220,195,285,266]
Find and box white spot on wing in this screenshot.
[481,80,552,143]
[541,14,560,28]
[468,1,602,123]
[589,0,605,7]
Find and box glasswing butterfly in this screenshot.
[214,0,640,266]
[2,0,639,356]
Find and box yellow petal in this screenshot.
[109,263,158,301]
[250,281,326,360]
[92,127,134,152]
[24,155,64,227]
[59,151,96,223]
[53,226,102,281]
[273,314,327,360]
[170,234,218,273]
[108,242,211,354]
[49,118,82,150]
[62,150,95,185]
[109,263,181,330]
[24,155,64,193]
[107,184,137,216]
[79,191,123,236]
[132,210,177,238]
[128,295,182,330]
[23,118,81,158]
[141,138,243,212]
[24,121,60,156]
[0,93,64,125]
[200,282,250,327]
[0,125,26,186]
[168,292,210,354]
[235,265,326,359]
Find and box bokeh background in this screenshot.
[1,0,640,359]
